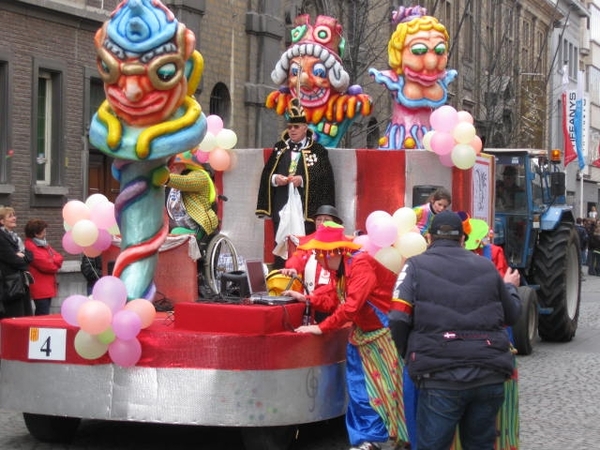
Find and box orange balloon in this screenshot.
[77,300,112,335]
[470,135,483,154]
[124,298,157,329]
[208,147,231,171]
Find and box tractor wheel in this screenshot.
[23,412,81,443]
[531,222,581,342]
[240,425,297,450]
[512,286,538,355]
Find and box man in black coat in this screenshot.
[389,211,521,449]
[256,99,335,268]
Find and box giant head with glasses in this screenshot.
[94,0,202,128]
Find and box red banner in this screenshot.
[563,91,577,167]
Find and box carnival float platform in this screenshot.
[0,302,350,427]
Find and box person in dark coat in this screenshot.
[389,211,521,450]
[81,255,103,295]
[256,98,336,268]
[0,206,33,318]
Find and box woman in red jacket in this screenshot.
[24,219,64,315]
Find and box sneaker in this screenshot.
[349,443,382,450]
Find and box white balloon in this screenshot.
[85,193,109,208]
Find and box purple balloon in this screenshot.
[109,337,142,367]
[61,294,90,326]
[92,229,113,251]
[112,310,142,341]
[92,276,128,314]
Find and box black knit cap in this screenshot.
[430,211,464,240]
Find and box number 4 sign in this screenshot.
[28,328,67,361]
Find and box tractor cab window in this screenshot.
[530,157,544,207]
[496,163,525,211]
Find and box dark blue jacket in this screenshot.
[390,239,521,387]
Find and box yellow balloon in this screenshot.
[451,144,477,170]
[392,207,417,235]
[374,246,404,274]
[74,330,109,360]
[216,128,238,150]
[395,232,427,258]
[452,122,476,144]
[422,130,436,151]
[71,219,99,247]
[198,131,217,152]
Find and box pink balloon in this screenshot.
[92,276,128,314]
[62,231,83,255]
[109,338,142,367]
[195,150,209,163]
[90,201,116,230]
[430,105,459,133]
[439,152,454,167]
[366,210,392,235]
[208,148,231,171]
[430,131,455,156]
[93,229,113,252]
[206,114,224,135]
[62,200,91,227]
[354,234,381,254]
[77,300,112,335]
[61,294,90,326]
[124,298,157,329]
[457,110,474,124]
[369,218,399,248]
[112,310,142,341]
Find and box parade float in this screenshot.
[0,3,497,450]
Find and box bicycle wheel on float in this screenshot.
[203,233,239,295]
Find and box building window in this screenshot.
[209,82,231,126]
[32,60,67,202]
[0,59,8,184]
[36,72,53,185]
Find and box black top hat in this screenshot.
[286,98,307,124]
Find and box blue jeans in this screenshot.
[416,383,505,450]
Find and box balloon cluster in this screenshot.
[196,114,238,171]
[422,106,483,170]
[354,208,427,273]
[62,194,119,257]
[61,276,156,367]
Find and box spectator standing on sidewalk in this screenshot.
[24,219,64,316]
[0,207,33,318]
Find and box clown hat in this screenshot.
[298,221,361,252]
[465,218,490,251]
[171,150,203,170]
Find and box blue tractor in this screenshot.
[490,148,582,355]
